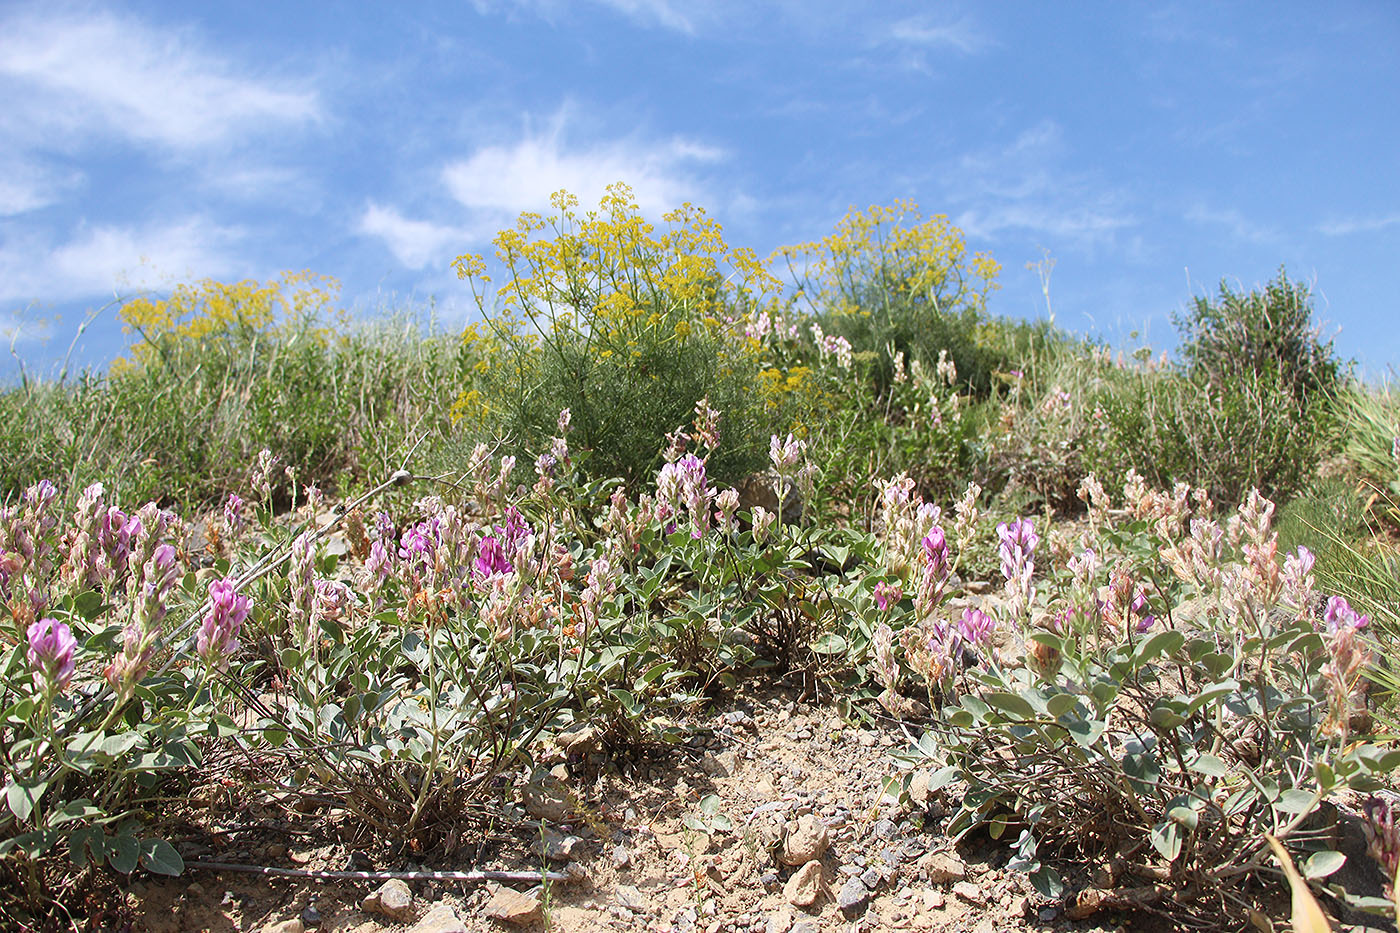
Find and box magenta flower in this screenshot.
[197,578,249,670]
[223,493,246,538]
[1130,591,1155,633]
[922,527,950,582]
[874,581,903,612]
[957,607,995,645]
[997,517,1039,613]
[474,535,513,581]
[28,618,77,693]
[498,507,533,553]
[1323,595,1369,635]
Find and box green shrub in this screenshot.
[1079,349,1330,506]
[774,201,1010,396]
[0,283,466,512]
[1173,267,1342,405]
[450,185,781,488]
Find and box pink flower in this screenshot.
[474,535,513,581]
[197,579,249,670]
[1323,596,1369,635]
[28,617,77,693]
[874,581,903,612]
[957,608,995,645]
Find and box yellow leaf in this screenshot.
[1264,834,1334,933]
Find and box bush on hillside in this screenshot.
[774,201,1009,395]
[451,185,784,488]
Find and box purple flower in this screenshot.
[474,535,513,581]
[27,618,77,694]
[1130,591,1155,633]
[874,581,903,612]
[1323,596,1369,635]
[497,507,533,553]
[198,578,248,671]
[997,517,1039,611]
[957,608,995,645]
[224,493,245,538]
[922,527,950,581]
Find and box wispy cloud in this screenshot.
[0,6,320,152]
[471,0,710,33]
[357,204,479,271]
[1185,205,1282,245]
[442,131,722,220]
[0,218,245,306]
[887,13,988,54]
[591,0,698,33]
[1318,213,1400,236]
[358,113,733,271]
[0,158,83,217]
[939,121,1136,253]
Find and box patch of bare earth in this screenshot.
[88,683,1207,933]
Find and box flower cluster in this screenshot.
[656,453,713,538]
[197,578,250,671]
[2,480,61,628]
[1362,796,1399,899]
[27,617,77,694]
[103,542,180,698]
[997,516,1038,617]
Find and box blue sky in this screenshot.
[2,0,1397,380]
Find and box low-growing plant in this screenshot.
[865,471,1398,925]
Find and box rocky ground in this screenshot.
[102,681,1390,933]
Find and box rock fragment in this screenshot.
[362,878,415,921]
[783,860,824,907]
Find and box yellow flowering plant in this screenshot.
[452,184,784,485]
[774,200,1007,394]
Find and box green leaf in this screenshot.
[138,837,184,876]
[1136,630,1185,664]
[635,661,673,688]
[1189,753,1229,777]
[1276,789,1318,814]
[985,692,1036,720]
[1029,865,1063,898]
[1168,806,1199,830]
[99,732,144,759]
[1065,717,1106,748]
[810,633,848,655]
[1185,680,1240,716]
[1045,693,1078,718]
[0,827,60,858]
[1302,850,1346,880]
[1149,820,1182,861]
[5,777,47,822]
[959,695,991,722]
[108,832,140,873]
[69,825,105,868]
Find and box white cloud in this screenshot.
[1185,205,1281,245]
[887,14,987,54]
[0,6,320,152]
[472,0,717,33]
[591,0,697,33]
[442,125,724,220]
[0,158,83,216]
[359,116,735,272]
[1318,213,1400,236]
[358,204,479,270]
[940,121,1136,252]
[0,218,245,305]
[956,204,1133,243]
